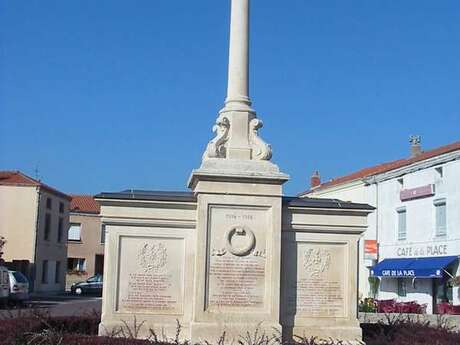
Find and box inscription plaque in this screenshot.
[206,206,268,311]
[209,255,265,308]
[117,236,185,315]
[286,242,347,318]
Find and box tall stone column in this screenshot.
[225,0,251,109]
[189,1,289,342]
[202,0,272,162]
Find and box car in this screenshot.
[70,274,103,296]
[0,266,10,306]
[8,271,29,304]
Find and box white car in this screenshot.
[0,266,10,306]
[8,271,29,303]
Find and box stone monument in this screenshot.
[97,1,373,343]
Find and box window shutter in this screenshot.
[398,210,407,240]
[436,202,447,237]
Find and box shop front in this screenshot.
[371,256,460,314]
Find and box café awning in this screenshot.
[370,256,458,278]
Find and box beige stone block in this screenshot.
[99,225,194,339]
[281,231,362,343]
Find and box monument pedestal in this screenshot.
[188,159,288,342]
[280,199,371,344]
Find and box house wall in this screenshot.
[67,213,104,289]
[306,154,460,313]
[0,185,38,262]
[0,185,69,292]
[377,159,460,309]
[34,190,70,292]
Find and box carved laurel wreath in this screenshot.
[224,225,256,256]
[138,242,168,273]
[303,248,331,278]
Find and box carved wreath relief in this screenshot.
[303,248,331,279]
[211,225,265,258]
[137,242,168,274]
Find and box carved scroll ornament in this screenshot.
[203,116,230,160]
[249,118,272,161]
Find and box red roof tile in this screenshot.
[70,195,100,214]
[0,171,71,200]
[302,140,460,195]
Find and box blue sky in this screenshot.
[1,1,459,196]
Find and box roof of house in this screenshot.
[301,140,460,195]
[95,190,374,210]
[70,195,101,214]
[0,170,71,200]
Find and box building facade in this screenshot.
[67,195,103,290]
[0,171,70,292]
[302,140,460,314]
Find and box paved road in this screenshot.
[0,294,102,318]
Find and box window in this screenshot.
[435,199,447,237]
[44,213,51,241]
[101,225,106,244]
[55,261,61,283]
[397,208,407,241]
[87,275,101,283]
[67,258,86,272]
[59,202,64,213]
[12,271,27,283]
[57,218,63,243]
[397,279,407,297]
[42,260,48,284]
[68,223,81,241]
[46,197,52,210]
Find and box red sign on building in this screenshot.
[365,240,378,260]
[400,184,435,201]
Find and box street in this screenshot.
[0,294,102,318]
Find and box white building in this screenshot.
[301,138,460,314]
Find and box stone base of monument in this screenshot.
[95,189,372,344]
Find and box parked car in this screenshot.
[8,271,29,304]
[0,266,10,306]
[70,274,103,296]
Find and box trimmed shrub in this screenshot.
[0,313,100,345]
[0,313,459,345]
[362,317,460,345]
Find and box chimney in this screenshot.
[310,170,321,189]
[409,135,422,158]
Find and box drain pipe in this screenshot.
[32,187,42,292]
